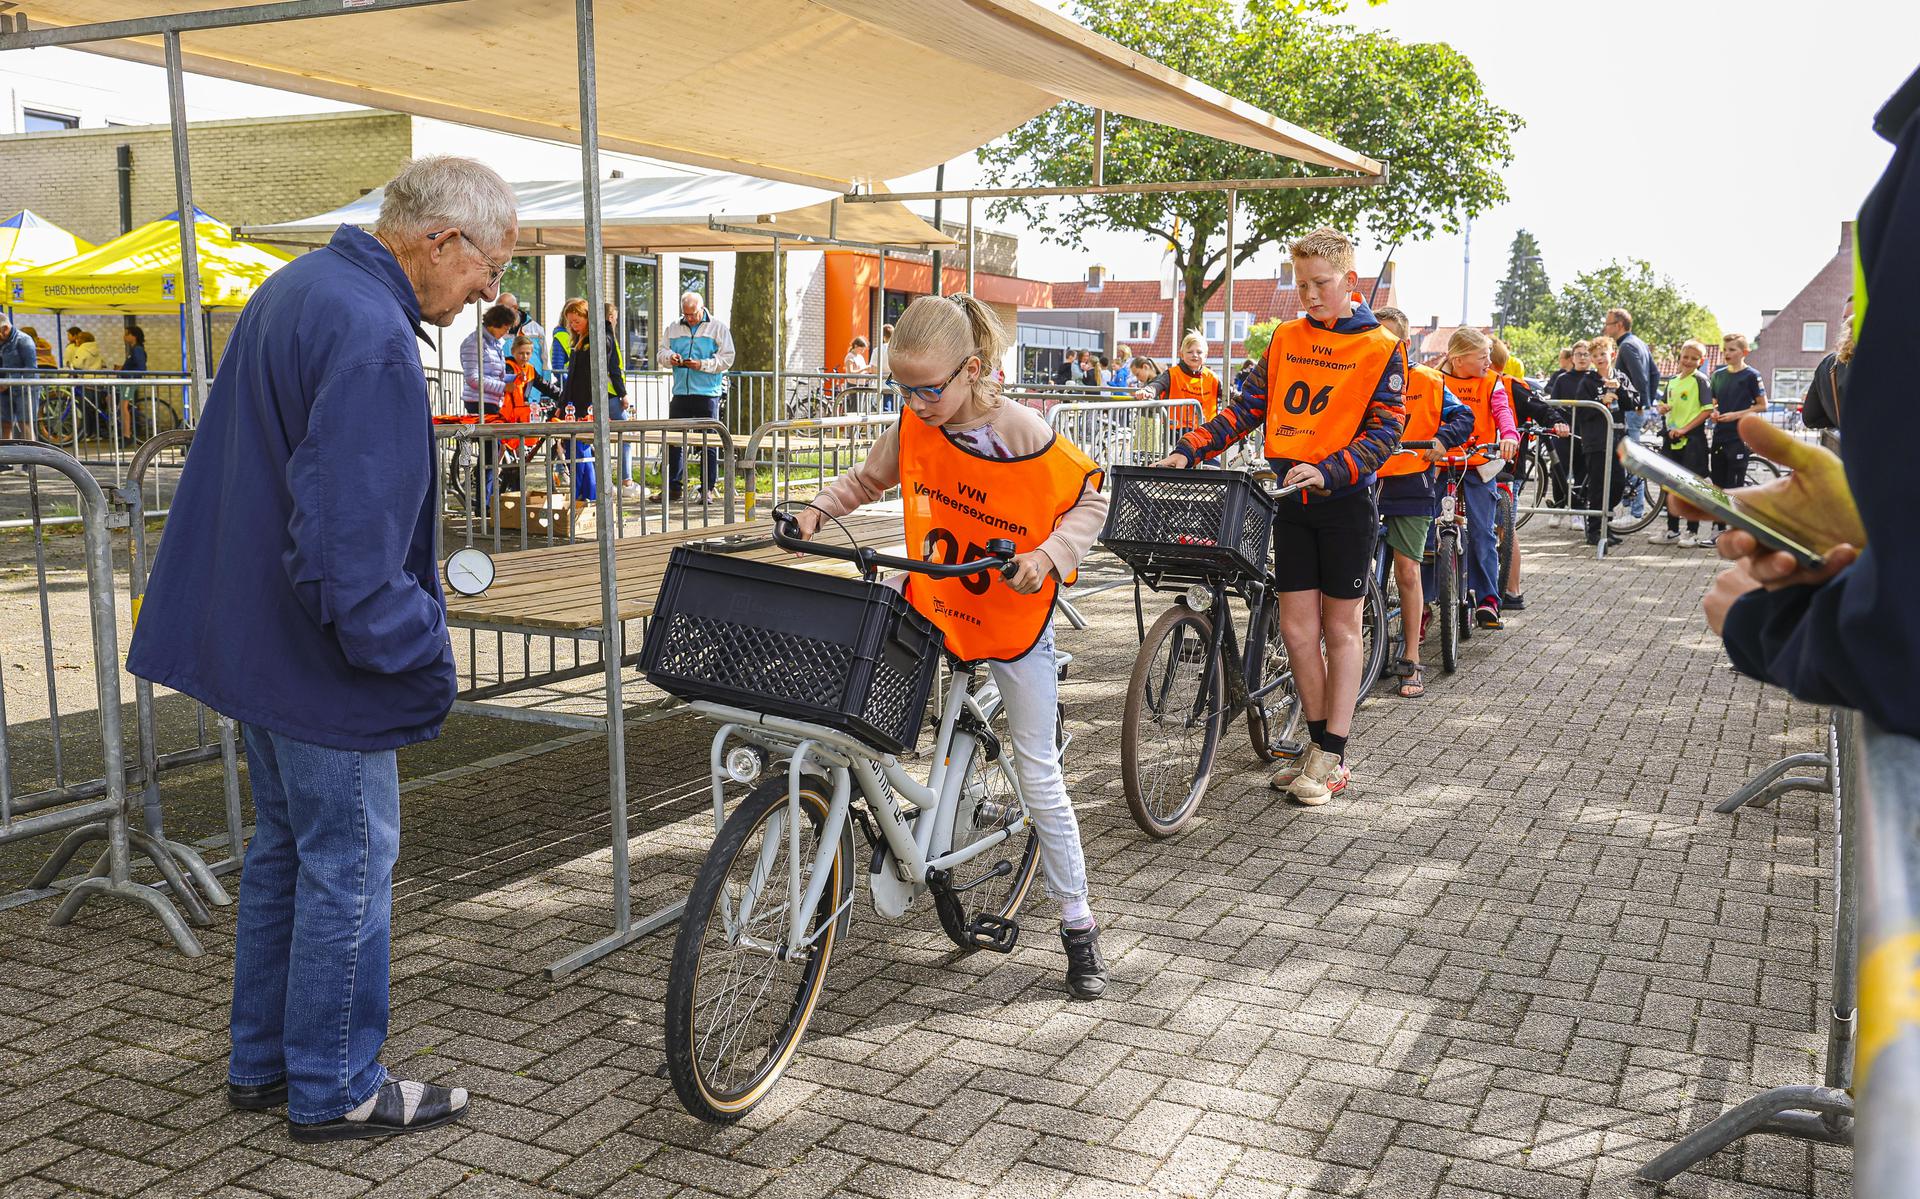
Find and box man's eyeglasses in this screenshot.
[427,229,507,289]
[885,356,972,406]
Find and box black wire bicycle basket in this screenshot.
[1100,465,1277,582]
[639,547,942,754]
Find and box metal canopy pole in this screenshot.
[772,234,784,417]
[547,0,661,981]
[163,33,208,425]
[965,196,975,294]
[1093,109,1105,186]
[845,170,1386,203]
[1222,189,1235,394]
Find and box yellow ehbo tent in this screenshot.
[0,210,94,290]
[7,208,293,313]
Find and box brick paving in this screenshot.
[0,521,1846,1198]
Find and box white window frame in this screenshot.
[1120,313,1159,342]
[1771,367,1816,403]
[1202,312,1252,342]
[1800,321,1827,353]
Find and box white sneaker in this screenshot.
[1648,530,1682,544]
[1268,752,1307,790]
[1688,534,1720,549]
[1287,747,1345,806]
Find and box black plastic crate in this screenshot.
[1100,465,1277,580]
[639,547,942,754]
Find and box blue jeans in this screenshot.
[1622,410,1647,515]
[1460,472,1501,606]
[666,393,722,492]
[230,726,400,1123]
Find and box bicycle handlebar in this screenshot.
[770,510,1019,582]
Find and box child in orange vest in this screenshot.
[1157,227,1406,804]
[793,294,1111,1001]
[1145,330,1224,439]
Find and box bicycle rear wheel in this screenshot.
[1246,595,1300,762]
[1494,488,1517,598]
[939,696,1043,950]
[1436,531,1461,673]
[664,775,851,1124]
[1121,605,1222,839]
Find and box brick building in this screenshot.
[1033,263,1395,379]
[1748,222,1854,403]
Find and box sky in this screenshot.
[5,0,1915,336]
[945,0,1918,335]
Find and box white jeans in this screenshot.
[986,628,1090,907]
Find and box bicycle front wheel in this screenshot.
[1246,596,1300,762]
[939,696,1044,950]
[1494,488,1518,597]
[1436,532,1461,673]
[664,775,851,1124]
[1121,605,1223,839]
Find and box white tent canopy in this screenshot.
[24,0,1383,189]
[239,174,954,254]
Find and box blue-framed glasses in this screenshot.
[885,356,972,406]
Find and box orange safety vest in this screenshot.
[1261,313,1399,465]
[1439,369,1500,466]
[898,411,1102,663]
[1377,363,1444,478]
[1165,364,1221,432]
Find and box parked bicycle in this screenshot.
[1104,465,1385,838]
[1428,443,1502,673]
[641,514,1063,1123]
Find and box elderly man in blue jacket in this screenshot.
[127,156,516,1144]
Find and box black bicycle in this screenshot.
[1105,465,1385,838]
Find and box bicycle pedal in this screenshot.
[1273,739,1307,760]
[965,913,1019,954]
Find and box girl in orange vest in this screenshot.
[1435,328,1520,629]
[793,294,1112,1001]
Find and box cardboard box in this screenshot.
[497,490,596,539]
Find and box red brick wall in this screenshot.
[1747,223,1853,400]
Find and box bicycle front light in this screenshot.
[1183,584,1213,613]
[724,746,766,785]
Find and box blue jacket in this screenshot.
[0,326,36,388]
[126,225,455,751]
[1720,95,1918,739]
[665,310,735,397]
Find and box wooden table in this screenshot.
[445,507,907,633]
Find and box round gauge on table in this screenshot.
[444,547,496,596]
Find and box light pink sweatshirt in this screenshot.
[808,401,1108,579]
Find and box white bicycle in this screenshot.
[642,514,1066,1123]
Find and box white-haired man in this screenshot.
[655,290,735,502]
[128,156,517,1144]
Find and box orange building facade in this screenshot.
[821,250,1052,372]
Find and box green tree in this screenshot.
[1243,318,1282,360]
[976,0,1521,335]
[727,251,786,437]
[1492,229,1550,332]
[1499,324,1563,377]
[1530,259,1721,353]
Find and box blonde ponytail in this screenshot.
[891,293,1009,408]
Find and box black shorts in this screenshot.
[1271,490,1376,599]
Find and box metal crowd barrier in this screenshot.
[1644,711,1920,1194]
[1513,398,1618,559]
[737,412,899,515]
[0,370,195,500]
[1042,396,1204,472]
[434,417,738,554]
[0,441,203,953]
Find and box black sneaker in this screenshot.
[228,1080,288,1111]
[1060,923,1108,1001]
[1500,592,1526,611]
[1473,603,1503,630]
